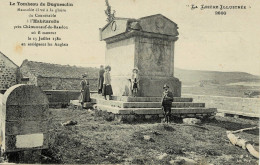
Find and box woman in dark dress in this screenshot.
[102,65,113,100]
[98,65,105,94]
[79,73,91,105]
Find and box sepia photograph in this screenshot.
[0,0,259,164]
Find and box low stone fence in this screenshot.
[44,90,98,108]
[182,94,260,117]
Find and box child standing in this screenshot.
[131,67,140,97]
[161,84,174,123]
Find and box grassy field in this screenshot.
[41,108,259,165]
[40,70,259,164]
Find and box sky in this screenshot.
[0,0,259,75]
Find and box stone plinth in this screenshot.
[91,94,216,117]
[100,14,181,97]
[0,84,49,153]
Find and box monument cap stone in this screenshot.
[100,14,179,41]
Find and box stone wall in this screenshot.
[20,63,98,91]
[37,77,98,91]
[0,57,19,91]
[44,90,81,107]
[183,94,260,117]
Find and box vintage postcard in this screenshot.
[0,0,259,164]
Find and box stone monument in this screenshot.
[0,84,49,162]
[92,3,216,122]
[100,14,181,97]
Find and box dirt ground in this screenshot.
[43,108,259,165]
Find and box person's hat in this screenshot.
[132,67,139,72]
[105,65,111,71]
[82,73,88,78]
[163,84,169,89]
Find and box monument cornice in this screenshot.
[104,30,179,44]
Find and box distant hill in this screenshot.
[174,68,260,85]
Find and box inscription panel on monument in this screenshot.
[137,37,173,77]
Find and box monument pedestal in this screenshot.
[139,76,181,97]
[110,76,181,97]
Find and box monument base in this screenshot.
[91,94,216,122]
[139,76,181,97]
[111,76,181,97]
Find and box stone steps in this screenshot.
[91,94,193,102]
[91,98,205,108]
[94,104,217,115]
[71,95,217,119]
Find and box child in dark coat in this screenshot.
[161,84,174,123]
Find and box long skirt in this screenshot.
[102,84,113,96]
[79,87,91,103]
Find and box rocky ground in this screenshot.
[42,108,259,165]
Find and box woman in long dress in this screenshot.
[102,65,113,100]
[98,65,105,94]
[79,73,91,105]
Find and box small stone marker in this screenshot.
[143,135,151,141]
[183,118,201,125]
[158,153,168,160]
[169,156,197,165]
[0,84,49,158]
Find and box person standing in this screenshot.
[130,67,140,97]
[98,65,105,94]
[102,65,113,100]
[79,73,91,105]
[161,84,174,123]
